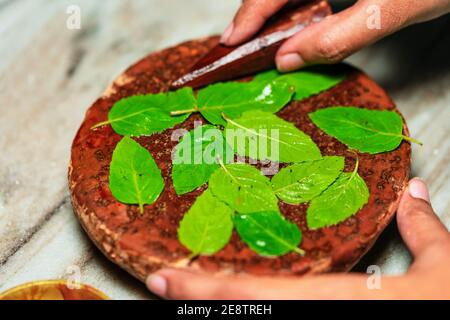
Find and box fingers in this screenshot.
[397,178,450,263]
[147,269,271,300]
[276,0,411,71]
[222,0,450,72]
[147,268,421,300]
[220,0,288,45]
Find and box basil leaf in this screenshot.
[234,211,303,256]
[109,137,164,213]
[224,110,322,163]
[196,81,294,126]
[307,161,369,229]
[209,163,279,214]
[272,156,345,204]
[254,66,345,100]
[309,106,422,154]
[178,189,234,255]
[172,125,233,195]
[94,88,196,136]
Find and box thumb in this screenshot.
[397,178,450,266]
[276,0,408,71]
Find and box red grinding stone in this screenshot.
[69,37,411,282]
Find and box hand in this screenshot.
[146,178,450,299]
[219,0,450,72]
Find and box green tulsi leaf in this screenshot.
[93,88,196,136]
[109,136,164,213]
[209,163,279,214]
[272,156,345,204]
[309,106,422,154]
[254,66,345,100]
[224,110,322,163]
[172,125,234,195]
[178,189,234,255]
[172,81,294,126]
[234,211,304,256]
[306,159,369,229]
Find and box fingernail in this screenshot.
[276,53,304,72]
[220,22,234,44]
[408,178,430,202]
[146,274,167,297]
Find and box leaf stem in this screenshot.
[91,120,110,129]
[216,155,226,169]
[188,252,199,260]
[293,247,305,256]
[139,203,144,214]
[402,135,423,146]
[221,112,231,123]
[350,154,360,181]
[217,156,240,185]
[170,107,199,116]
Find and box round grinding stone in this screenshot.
[69,37,411,282]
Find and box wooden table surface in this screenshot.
[0,0,449,299]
